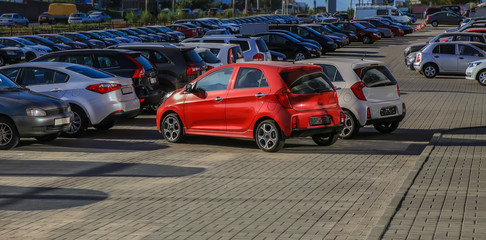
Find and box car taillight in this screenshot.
[397,84,400,96]
[351,81,367,101]
[207,65,214,70]
[367,108,371,119]
[426,16,430,20]
[340,112,345,124]
[403,103,406,114]
[292,116,298,129]
[187,64,201,76]
[253,53,264,61]
[276,88,292,109]
[86,83,121,94]
[416,53,422,63]
[126,55,145,79]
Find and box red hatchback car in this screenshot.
[166,24,198,38]
[156,62,345,152]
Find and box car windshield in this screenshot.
[280,70,334,94]
[112,30,128,37]
[89,32,103,38]
[0,15,12,19]
[143,28,156,33]
[73,33,90,40]
[15,38,36,46]
[56,35,74,43]
[198,50,221,64]
[123,29,138,35]
[355,66,397,87]
[28,36,54,45]
[67,65,114,78]
[0,73,21,90]
[353,23,367,29]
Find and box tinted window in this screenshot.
[134,56,155,70]
[195,67,233,92]
[229,40,250,52]
[54,72,69,83]
[280,71,333,94]
[459,45,481,56]
[271,35,287,45]
[319,64,344,82]
[358,66,397,87]
[0,73,19,89]
[234,68,268,89]
[432,44,455,54]
[67,65,113,79]
[21,68,59,85]
[1,68,20,81]
[255,39,269,52]
[64,55,93,66]
[198,50,220,64]
[183,50,204,65]
[96,56,120,69]
[209,48,221,56]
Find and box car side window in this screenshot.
[234,68,268,89]
[54,72,69,83]
[195,67,234,92]
[21,68,57,85]
[204,40,225,44]
[229,40,250,52]
[3,39,17,47]
[0,68,21,81]
[320,64,344,82]
[209,48,220,56]
[432,44,455,54]
[459,45,481,56]
[153,51,170,64]
[64,55,92,66]
[271,35,287,45]
[96,56,119,69]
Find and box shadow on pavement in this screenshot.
[0,160,205,178]
[17,138,166,152]
[0,186,109,211]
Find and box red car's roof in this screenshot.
[232,61,322,72]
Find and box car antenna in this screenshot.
[361,52,367,61]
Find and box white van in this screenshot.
[355,6,411,24]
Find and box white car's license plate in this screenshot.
[55,117,70,126]
[380,106,397,116]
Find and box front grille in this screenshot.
[45,106,69,116]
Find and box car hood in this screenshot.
[0,89,64,109]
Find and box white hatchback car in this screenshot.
[182,42,245,65]
[0,62,140,137]
[465,59,486,86]
[302,58,406,138]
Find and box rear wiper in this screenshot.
[369,82,395,87]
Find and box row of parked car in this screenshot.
[404,17,486,86]
[0,15,411,151]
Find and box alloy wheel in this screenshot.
[478,71,486,86]
[163,115,181,142]
[67,111,82,135]
[0,123,13,146]
[257,123,278,150]
[295,52,306,61]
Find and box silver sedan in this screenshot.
[0,62,140,137]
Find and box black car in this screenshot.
[147,26,186,42]
[321,23,359,41]
[268,24,337,53]
[427,11,464,27]
[0,73,72,150]
[268,29,323,50]
[112,44,208,95]
[0,44,24,66]
[79,31,120,46]
[254,32,321,61]
[32,49,163,110]
[61,32,106,49]
[138,27,173,42]
[18,35,72,51]
[119,29,155,42]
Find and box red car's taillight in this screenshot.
[86,83,121,94]
[351,81,367,101]
[126,54,145,79]
[253,53,264,61]
[276,88,292,109]
[187,64,201,76]
[340,112,345,124]
[416,52,422,63]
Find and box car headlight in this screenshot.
[26,108,47,117]
[304,46,314,51]
[469,62,482,68]
[6,50,17,55]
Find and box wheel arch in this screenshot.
[253,116,284,139]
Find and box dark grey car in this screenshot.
[427,11,464,27]
[0,73,72,150]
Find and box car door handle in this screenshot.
[255,93,266,97]
[459,57,464,59]
[434,56,439,58]
[214,97,223,101]
[50,88,63,92]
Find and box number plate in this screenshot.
[380,106,397,116]
[150,77,157,85]
[55,117,70,126]
[309,116,331,126]
[121,86,133,94]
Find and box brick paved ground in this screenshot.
[0,26,484,240]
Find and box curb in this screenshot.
[365,132,442,240]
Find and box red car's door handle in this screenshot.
[214,97,223,101]
[255,93,266,97]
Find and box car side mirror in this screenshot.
[185,83,194,93]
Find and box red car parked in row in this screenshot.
[156,62,345,152]
[166,24,198,38]
[332,22,381,44]
[355,18,405,37]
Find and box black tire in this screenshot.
[294,51,306,61]
[362,36,371,44]
[340,110,360,139]
[312,132,339,146]
[0,56,5,66]
[93,120,116,130]
[423,63,438,78]
[255,119,285,152]
[161,113,185,143]
[25,52,36,61]
[61,105,88,138]
[374,120,400,133]
[35,133,58,142]
[432,21,438,27]
[0,117,20,150]
[476,69,486,86]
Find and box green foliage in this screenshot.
[157,12,169,24]
[140,10,153,24]
[346,8,354,20]
[178,0,194,9]
[125,11,139,23]
[224,10,234,18]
